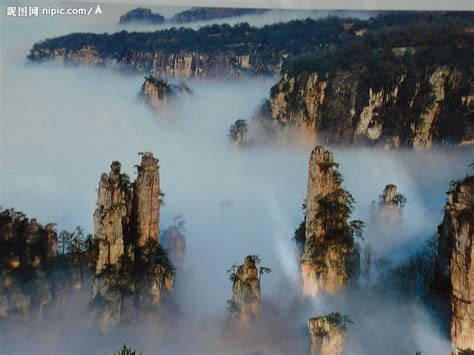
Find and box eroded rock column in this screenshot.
[378,184,400,217]
[229,256,261,326]
[436,176,474,352]
[133,152,160,247]
[308,314,348,355]
[93,161,131,272]
[301,146,359,297]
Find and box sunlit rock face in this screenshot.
[436,176,474,352]
[378,184,400,217]
[132,152,161,247]
[301,146,359,297]
[139,76,191,110]
[161,225,186,269]
[93,161,131,273]
[91,153,174,333]
[227,256,261,327]
[308,314,347,355]
[268,65,473,148]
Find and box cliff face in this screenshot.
[269,63,473,149]
[0,209,81,321]
[227,256,261,328]
[29,47,276,78]
[300,146,359,297]
[27,16,374,77]
[308,313,348,355]
[436,176,474,352]
[91,153,174,333]
[140,76,191,110]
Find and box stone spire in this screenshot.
[378,184,400,217]
[91,154,174,333]
[301,146,359,297]
[93,161,131,272]
[227,255,262,327]
[435,176,474,352]
[133,152,160,248]
[308,313,348,355]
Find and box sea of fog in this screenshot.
[1,6,473,355]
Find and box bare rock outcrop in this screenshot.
[140,76,191,110]
[300,146,360,297]
[308,313,349,355]
[435,175,474,352]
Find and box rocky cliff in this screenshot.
[308,313,349,355]
[91,153,174,333]
[140,76,191,110]
[300,146,360,297]
[0,209,87,321]
[435,175,474,352]
[27,17,371,77]
[267,24,473,148]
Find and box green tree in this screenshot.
[114,344,140,355]
[393,193,408,210]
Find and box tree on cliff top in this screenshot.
[314,188,365,246]
[227,254,272,282]
[228,119,248,145]
[114,344,141,355]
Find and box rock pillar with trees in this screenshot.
[133,152,161,248]
[308,313,350,355]
[91,152,174,333]
[376,184,407,217]
[226,255,271,328]
[140,76,191,110]
[93,161,132,273]
[299,146,362,297]
[435,175,474,352]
